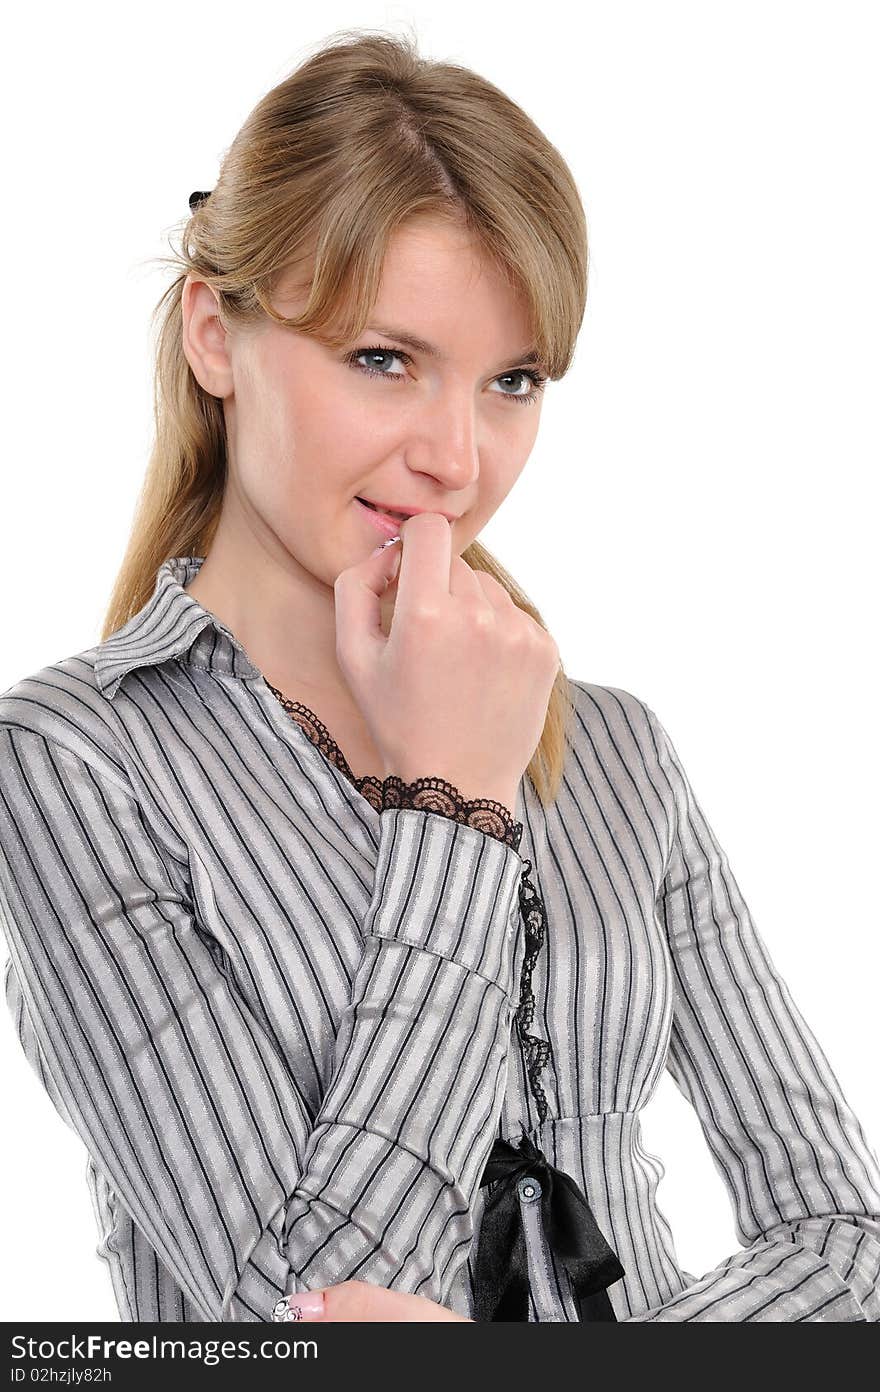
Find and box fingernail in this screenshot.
[274,1289,326,1321]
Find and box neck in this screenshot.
[183,532,396,704]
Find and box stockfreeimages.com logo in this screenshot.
[10,1334,318,1367]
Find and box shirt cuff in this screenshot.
[366,806,526,996]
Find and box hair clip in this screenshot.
[188,190,213,212]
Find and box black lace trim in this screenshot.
[266,679,552,1124]
[265,683,523,848]
[515,860,552,1127]
[380,775,525,849]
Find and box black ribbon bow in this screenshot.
[472,1133,625,1321]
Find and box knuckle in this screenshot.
[411,603,442,626]
[511,610,537,637]
[501,615,528,645]
[465,603,496,635]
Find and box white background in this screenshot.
[1,0,877,1321]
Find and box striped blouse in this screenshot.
[1,553,879,1322]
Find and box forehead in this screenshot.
[272,215,534,355]
[377,217,518,306]
[371,223,536,366]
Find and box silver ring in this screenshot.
[272,1296,300,1322]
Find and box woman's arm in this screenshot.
[0,723,525,1321]
[620,704,880,1321]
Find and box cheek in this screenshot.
[475,479,511,522]
[494,459,528,509]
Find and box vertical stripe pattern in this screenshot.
[0,554,877,1322]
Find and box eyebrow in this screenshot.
[367,324,544,370]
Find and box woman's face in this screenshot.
[182,216,546,592]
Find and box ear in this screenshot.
[181,274,234,400]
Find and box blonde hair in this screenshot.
[102,26,589,806]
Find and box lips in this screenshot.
[355,497,405,540]
[358,498,410,522]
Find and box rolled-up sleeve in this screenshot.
[0,724,525,1321]
[621,705,880,1321]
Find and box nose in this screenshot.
[415,393,481,493]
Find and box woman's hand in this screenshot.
[334,514,561,811]
[275,1279,474,1322]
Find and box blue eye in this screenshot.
[345,344,548,406]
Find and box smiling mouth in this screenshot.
[357,498,410,522]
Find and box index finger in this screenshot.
[393,512,454,612]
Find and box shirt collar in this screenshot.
[94,555,262,700]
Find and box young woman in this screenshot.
[1,30,878,1324]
